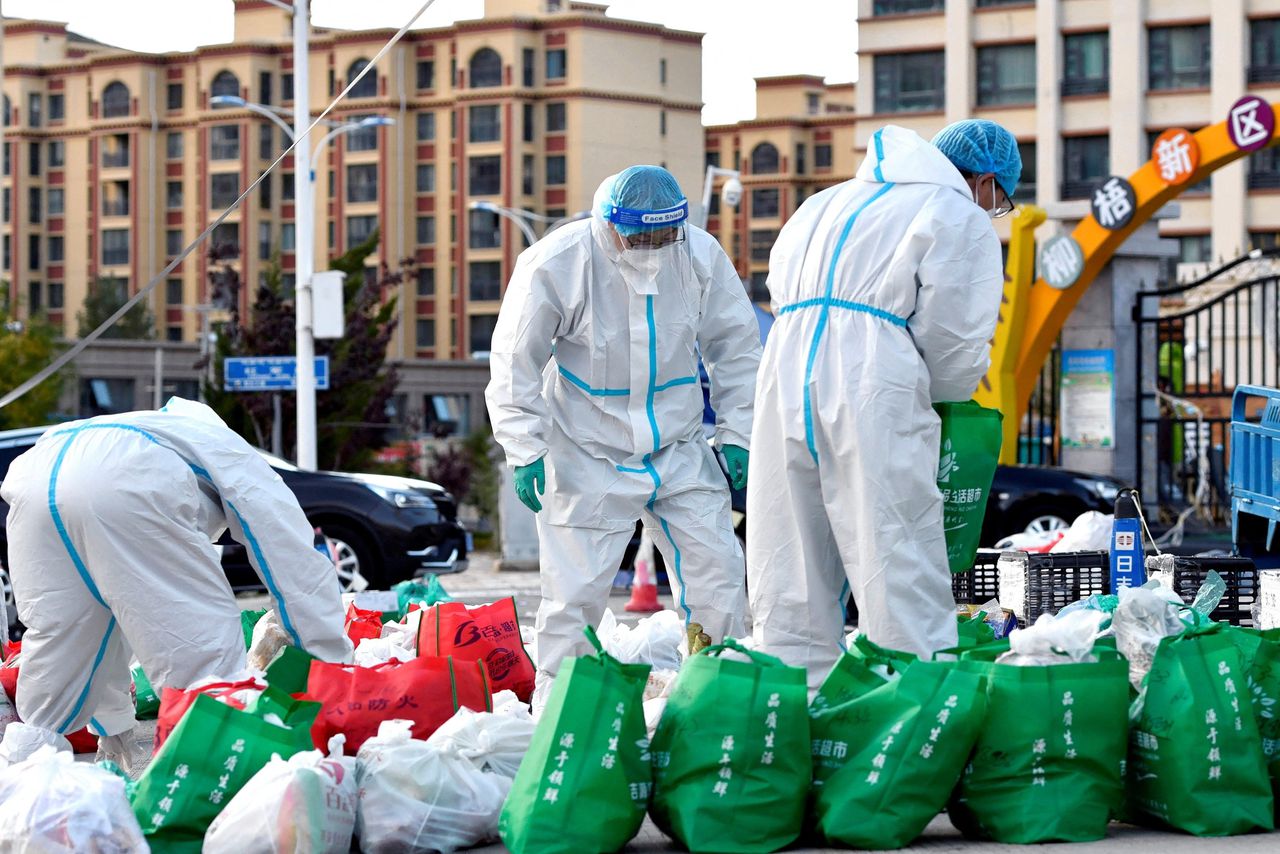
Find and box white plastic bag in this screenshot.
[355,719,509,854]
[1111,584,1186,690]
[352,637,415,668]
[997,609,1107,666]
[378,609,422,651]
[0,745,149,852]
[642,669,678,738]
[425,691,535,778]
[1049,511,1114,553]
[0,723,72,768]
[204,737,357,854]
[248,610,292,672]
[596,609,683,672]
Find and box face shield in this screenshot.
[608,199,689,287]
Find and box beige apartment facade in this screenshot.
[1,0,703,364]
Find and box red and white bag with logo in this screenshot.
[417,599,536,702]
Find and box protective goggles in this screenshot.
[619,225,686,251]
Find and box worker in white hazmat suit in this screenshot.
[486,165,762,708]
[0,397,352,767]
[747,120,1019,689]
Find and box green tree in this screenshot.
[0,310,66,429]
[76,276,155,340]
[203,232,403,471]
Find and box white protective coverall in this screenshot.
[485,192,762,682]
[0,397,352,737]
[747,125,1004,688]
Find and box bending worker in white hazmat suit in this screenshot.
[486,165,762,706]
[0,397,352,765]
[748,120,1019,688]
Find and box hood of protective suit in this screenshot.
[159,396,231,428]
[854,125,972,200]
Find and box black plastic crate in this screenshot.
[953,550,1001,604]
[1150,554,1258,627]
[998,550,1110,626]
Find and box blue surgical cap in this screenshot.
[931,120,1022,200]
[602,165,689,237]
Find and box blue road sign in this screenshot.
[223,356,330,392]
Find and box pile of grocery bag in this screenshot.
[4,568,1280,852]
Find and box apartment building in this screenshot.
[0,0,703,361]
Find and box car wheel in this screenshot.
[1009,503,1076,538]
[317,523,379,591]
[1023,514,1071,536]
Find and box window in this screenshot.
[167,181,183,209]
[545,49,567,80]
[1063,32,1109,96]
[807,92,820,115]
[347,59,377,98]
[416,267,435,296]
[210,173,240,208]
[750,142,779,174]
[1016,141,1036,201]
[1149,25,1211,91]
[469,208,502,249]
[210,125,240,160]
[49,282,64,309]
[470,48,503,88]
[815,143,833,170]
[48,140,64,168]
[874,51,945,113]
[417,60,435,90]
[660,58,667,84]
[795,143,806,175]
[328,69,336,96]
[347,164,378,203]
[660,110,667,136]
[976,43,1036,105]
[752,188,779,218]
[873,0,942,13]
[28,281,42,313]
[258,177,272,210]
[26,143,40,178]
[523,104,535,142]
[522,154,535,195]
[166,132,183,159]
[416,318,436,348]
[47,188,63,216]
[470,155,502,195]
[416,164,436,192]
[1062,135,1108,199]
[1,188,7,223]
[258,71,272,106]
[750,229,778,262]
[102,181,129,217]
[101,81,130,118]
[2,142,7,176]
[167,82,183,110]
[523,48,536,87]
[48,93,64,121]
[417,111,436,140]
[166,279,183,305]
[48,236,63,263]
[282,72,294,102]
[706,150,721,169]
[545,155,566,186]
[469,105,501,142]
[212,222,239,255]
[470,314,498,353]
[1179,234,1213,264]
[210,70,240,99]
[347,116,378,151]
[747,271,770,302]
[1251,231,1280,250]
[102,229,130,266]
[255,123,272,160]
[546,102,566,133]
[2,235,8,270]
[281,223,295,251]
[1251,19,1280,88]
[282,172,295,201]
[417,216,436,244]
[28,187,41,224]
[347,215,377,246]
[469,262,503,301]
[167,229,183,257]
[1249,145,1280,190]
[27,93,41,128]
[258,222,272,260]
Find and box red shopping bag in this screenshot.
[153,678,265,752]
[417,598,536,702]
[345,603,384,646]
[304,655,492,754]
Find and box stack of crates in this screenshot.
[995,551,1110,627]
[1146,553,1259,626]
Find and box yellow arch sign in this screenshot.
[975,96,1279,463]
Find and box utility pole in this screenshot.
[292,0,318,470]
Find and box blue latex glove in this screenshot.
[721,444,749,491]
[514,458,546,513]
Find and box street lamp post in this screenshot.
[699,166,743,230]
[468,200,591,246]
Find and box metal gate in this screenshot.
[1135,268,1280,522]
[1018,343,1060,466]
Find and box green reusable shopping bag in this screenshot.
[955,612,996,649]
[499,628,651,854]
[131,662,160,720]
[811,660,988,849]
[240,608,267,650]
[812,634,917,714]
[1227,627,1280,817]
[949,649,1129,843]
[1127,624,1275,835]
[131,687,320,854]
[650,639,810,853]
[935,401,1003,573]
[264,644,318,695]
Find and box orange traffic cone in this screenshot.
[625,535,662,613]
